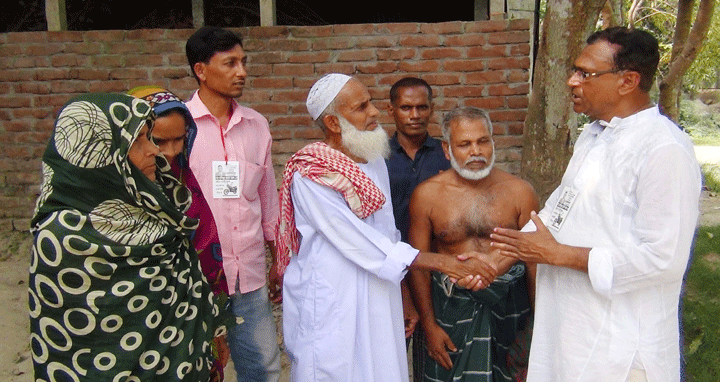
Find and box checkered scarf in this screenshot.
[275,141,386,276]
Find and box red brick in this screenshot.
[126,29,168,41]
[488,57,530,70]
[92,55,124,68]
[51,54,91,68]
[253,78,294,89]
[467,70,505,84]
[444,86,485,98]
[421,47,462,60]
[507,69,530,83]
[12,108,53,119]
[488,83,530,96]
[399,35,441,47]
[265,39,310,52]
[150,68,189,80]
[15,82,51,95]
[334,24,375,36]
[126,54,163,67]
[312,38,354,50]
[0,45,23,57]
[376,48,417,61]
[72,69,110,81]
[270,127,294,140]
[443,59,485,72]
[105,41,145,55]
[109,68,148,80]
[47,31,84,42]
[87,81,130,93]
[445,34,486,47]
[288,51,332,64]
[488,31,530,45]
[273,116,311,127]
[467,20,509,33]
[273,64,314,76]
[420,21,463,35]
[510,43,531,56]
[26,44,64,56]
[289,25,334,38]
[0,96,31,108]
[65,42,102,55]
[398,61,441,72]
[468,45,509,58]
[272,90,308,103]
[465,97,505,110]
[252,52,286,64]
[294,127,324,140]
[489,110,527,122]
[494,135,524,147]
[356,36,398,49]
[337,50,375,62]
[376,23,420,35]
[246,26,291,39]
[357,62,398,75]
[509,19,532,31]
[423,74,461,86]
[84,30,125,42]
[507,95,530,109]
[6,32,47,44]
[50,81,90,94]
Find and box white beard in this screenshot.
[338,116,390,162]
[449,145,495,180]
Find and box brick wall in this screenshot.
[0,20,531,231]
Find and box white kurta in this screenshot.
[525,107,701,382]
[283,158,419,382]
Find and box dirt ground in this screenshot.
[2,173,719,381]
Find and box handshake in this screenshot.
[410,250,498,291]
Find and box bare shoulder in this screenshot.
[491,169,538,203]
[413,170,452,197]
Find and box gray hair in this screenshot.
[313,96,340,132]
[441,106,493,142]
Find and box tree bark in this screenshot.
[658,0,716,121]
[521,0,606,203]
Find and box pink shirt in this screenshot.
[186,91,279,294]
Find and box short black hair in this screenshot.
[586,27,659,92]
[389,77,433,105]
[185,26,244,84]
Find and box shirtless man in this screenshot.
[409,106,538,382]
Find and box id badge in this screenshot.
[548,186,578,231]
[212,161,240,199]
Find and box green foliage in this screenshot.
[629,1,720,92]
[702,164,720,193]
[679,100,720,146]
[686,8,720,90]
[683,225,720,381]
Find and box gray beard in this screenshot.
[338,116,390,162]
[449,145,495,180]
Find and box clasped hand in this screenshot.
[443,251,498,291]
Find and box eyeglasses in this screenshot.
[570,66,620,81]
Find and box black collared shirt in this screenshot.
[386,133,451,243]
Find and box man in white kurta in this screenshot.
[283,156,417,381]
[490,28,701,382]
[276,74,496,382]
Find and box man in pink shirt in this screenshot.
[185,26,281,382]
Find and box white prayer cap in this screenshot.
[306,73,352,120]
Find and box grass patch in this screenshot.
[683,225,720,381]
[702,164,720,193]
[681,100,720,146]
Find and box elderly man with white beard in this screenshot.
[274,74,498,382]
[408,106,539,382]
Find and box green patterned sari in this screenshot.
[29,93,224,381]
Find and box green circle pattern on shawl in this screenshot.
[29,93,225,382]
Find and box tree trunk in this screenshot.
[521,0,606,203]
[658,0,716,121]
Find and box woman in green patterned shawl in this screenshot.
[29,93,225,381]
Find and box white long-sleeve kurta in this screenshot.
[283,158,419,382]
[525,107,701,382]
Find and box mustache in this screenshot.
[464,156,488,165]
